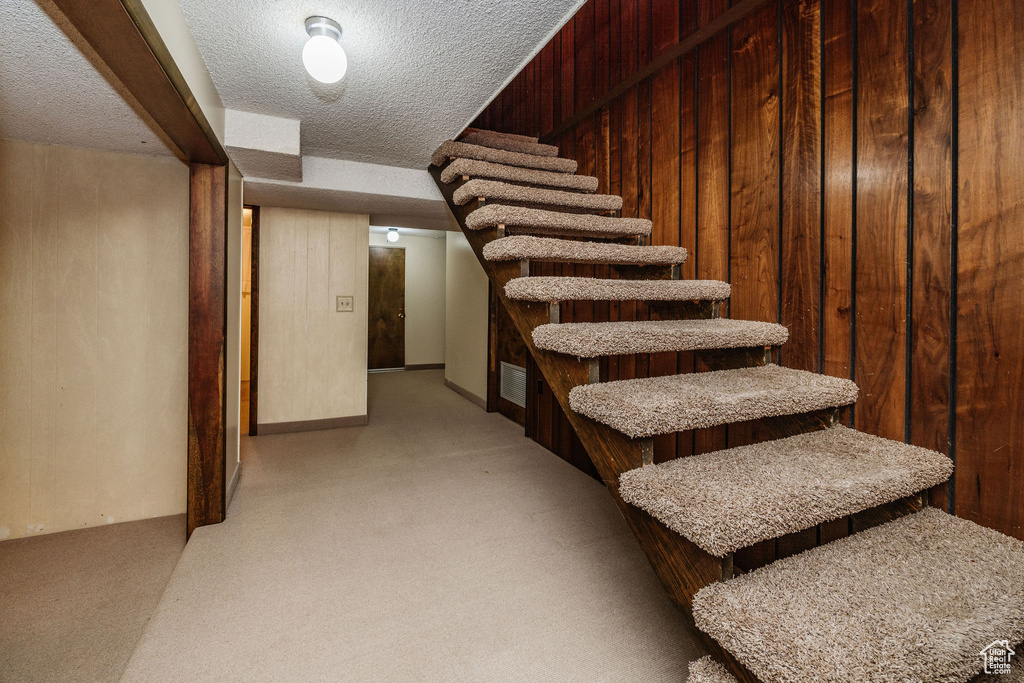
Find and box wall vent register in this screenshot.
[500,362,528,408]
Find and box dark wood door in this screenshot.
[367,247,405,370]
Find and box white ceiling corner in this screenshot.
[179,0,584,229]
[0,0,174,158]
[225,109,302,180]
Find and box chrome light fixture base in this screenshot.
[305,16,342,40]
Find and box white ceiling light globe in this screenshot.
[303,17,347,84]
[386,229,399,243]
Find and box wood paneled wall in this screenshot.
[474,0,1024,540]
[258,207,369,427]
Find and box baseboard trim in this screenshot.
[258,414,369,435]
[405,363,445,371]
[444,379,487,410]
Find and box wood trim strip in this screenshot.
[258,415,369,435]
[43,0,227,164]
[539,0,772,143]
[248,206,260,436]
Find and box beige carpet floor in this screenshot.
[121,369,703,682]
[0,514,186,682]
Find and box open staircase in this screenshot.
[429,129,1024,683]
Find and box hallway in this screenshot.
[122,370,703,681]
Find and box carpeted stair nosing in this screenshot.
[619,424,954,556]
[505,276,731,304]
[461,128,540,144]
[483,235,686,265]
[467,204,652,238]
[569,364,859,438]
[441,158,600,192]
[431,140,577,173]
[453,179,622,213]
[693,508,1024,683]
[687,657,739,683]
[459,130,560,157]
[533,319,788,357]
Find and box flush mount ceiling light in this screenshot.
[386,228,400,243]
[303,16,347,84]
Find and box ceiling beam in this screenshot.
[40,0,228,165]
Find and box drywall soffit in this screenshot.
[225,108,302,181]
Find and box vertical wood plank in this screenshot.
[911,0,953,511]
[540,42,556,137]
[727,0,781,568]
[634,0,653,383]
[676,2,699,460]
[822,0,855,384]
[957,0,1024,540]
[781,0,822,372]
[696,0,731,296]
[728,0,780,464]
[695,0,731,456]
[618,0,640,383]
[595,0,612,97]
[650,0,681,462]
[188,162,227,538]
[854,0,908,442]
[730,0,781,329]
[574,4,597,333]
[780,0,824,561]
[679,4,698,283]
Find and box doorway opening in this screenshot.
[241,206,259,435]
[367,245,406,371]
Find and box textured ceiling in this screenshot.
[178,0,583,169]
[0,0,173,157]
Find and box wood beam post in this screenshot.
[188,163,228,538]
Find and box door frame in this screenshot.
[246,206,260,435]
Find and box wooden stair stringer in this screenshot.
[431,165,761,682]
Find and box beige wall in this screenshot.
[368,232,446,366]
[0,139,189,540]
[259,207,369,426]
[444,232,489,403]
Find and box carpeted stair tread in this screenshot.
[533,319,788,357]
[461,128,540,144]
[431,140,577,173]
[466,204,651,238]
[618,424,953,556]
[483,235,686,265]
[460,130,560,157]
[687,657,739,683]
[569,364,858,438]
[441,158,600,192]
[453,179,623,213]
[693,508,1024,683]
[505,276,731,304]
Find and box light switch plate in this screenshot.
[336,295,354,312]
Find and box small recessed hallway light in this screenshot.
[303,16,347,84]
[386,228,400,243]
